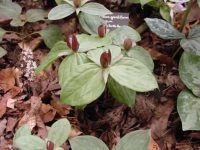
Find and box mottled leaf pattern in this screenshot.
[177,90,200,131]
[145,18,184,39]
[179,52,200,97]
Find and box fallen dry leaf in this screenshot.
[40,104,56,123]
[6,117,18,134]
[18,96,42,129]
[0,94,9,118]
[0,119,7,136]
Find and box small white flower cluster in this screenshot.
[20,46,37,81]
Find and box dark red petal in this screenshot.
[46,141,54,150]
[73,0,81,7]
[98,24,106,38]
[67,34,79,52]
[100,50,111,68]
[124,38,132,50]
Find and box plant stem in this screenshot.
[173,0,193,58]
[136,22,148,34]
[172,46,182,59]
[179,0,194,32]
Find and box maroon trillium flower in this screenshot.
[73,0,81,7]
[67,34,79,52]
[100,50,111,68]
[46,140,54,150]
[123,38,132,50]
[98,24,107,38]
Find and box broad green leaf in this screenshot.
[145,18,185,39]
[110,57,158,92]
[40,25,64,49]
[69,135,109,150]
[160,4,171,22]
[179,52,200,97]
[87,45,122,66]
[47,118,71,147]
[108,26,141,46]
[79,12,105,35]
[35,41,71,74]
[61,63,106,106]
[55,147,64,150]
[26,9,47,22]
[177,90,200,131]
[10,16,25,27]
[0,0,21,19]
[128,0,140,3]
[125,46,154,72]
[64,0,74,6]
[0,28,6,42]
[13,124,31,142]
[0,47,7,58]
[140,0,154,6]
[77,34,112,52]
[180,25,200,56]
[198,0,200,7]
[14,135,46,150]
[80,2,112,17]
[48,4,75,20]
[58,53,89,87]
[116,130,151,150]
[108,77,136,107]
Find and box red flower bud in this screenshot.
[46,141,54,150]
[100,50,111,68]
[98,24,106,38]
[73,0,81,7]
[67,34,79,52]
[124,38,132,50]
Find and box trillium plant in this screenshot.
[13,118,153,150]
[48,0,112,35]
[144,0,200,131]
[36,25,158,107]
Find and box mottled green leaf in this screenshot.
[0,0,21,19]
[70,136,109,150]
[125,46,154,71]
[87,45,122,66]
[179,52,200,97]
[40,25,64,49]
[79,12,105,35]
[61,63,106,106]
[79,2,112,17]
[108,26,141,46]
[13,124,31,142]
[59,53,89,87]
[108,77,136,107]
[77,34,112,52]
[0,47,7,58]
[47,118,71,147]
[14,135,46,150]
[48,4,75,20]
[10,16,25,27]
[177,90,200,131]
[26,9,47,22]
[110,57,158,92]
[180,25,200,56]
[145,18,185,39]
[116,130,151,150]
[35,41,71,74]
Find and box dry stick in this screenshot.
[173,0,194,59]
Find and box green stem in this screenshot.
[136,23,148,34]
[172,46,182,59]
[179,0,194,32]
